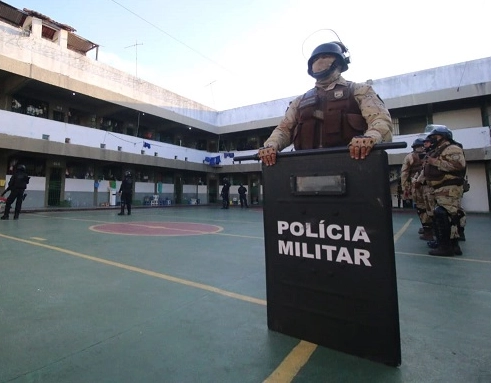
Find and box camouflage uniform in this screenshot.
[263,76,392,151]
[401,148,424,203]
[423,139,466,255]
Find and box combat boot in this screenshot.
[427,240,438,249]
[429,245,454,257]
[458,227,466,241]
[452,239,462,256]
[419,226,434,241]
[429,206,453,256]
[0,215,8,220]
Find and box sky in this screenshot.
[6,0,491,110]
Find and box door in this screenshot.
[47,168,62,206]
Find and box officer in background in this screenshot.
[401,138,428,236]
[238,183,248,208]
[401,138,425,205]
[1,164,30,220]
[118,171,133,216]
[258,41,393,165]
[414,137,438,241]
[220,178,231,209]
[422,126,466,256]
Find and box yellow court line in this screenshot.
[263,341,317,383]
[0,232,266,306]
[393,218,412,243]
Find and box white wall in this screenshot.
[433,108,482,130]
[461,163,489,213]
[0,110,219,164]
[65,178,95,192]
[5,175,46,191]
[135,182,155,193]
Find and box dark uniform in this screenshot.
[220,178,231,209]
[118,171,133,215]
[1,165,30,220]
[238,184,248,208]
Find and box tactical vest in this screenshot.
[408,152,423,177]
[13,173,29,190]
[292,82,367,150]
[424,142,466,185]
[121,178,133,193]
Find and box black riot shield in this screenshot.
[259,145,402,366]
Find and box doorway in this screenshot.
[47,168,62,206]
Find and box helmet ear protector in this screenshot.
[334,41,350,65]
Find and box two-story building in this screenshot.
[0,1,490,212]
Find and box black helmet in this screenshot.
[17,164,26,172]
[411,138,425,148]
[125,171,132,177]
[427,125,453,141]
[307,42,350,78]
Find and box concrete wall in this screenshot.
[4,16,491,135]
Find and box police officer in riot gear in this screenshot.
[401,137,426,232]
[238,183,248,208]
[118,171,133,215]
[1,164,30,220]
[422,125,466,256]
[258,41,393,165]
[220,178,231,209]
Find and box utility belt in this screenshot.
[432,178,464,189]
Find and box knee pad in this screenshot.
[434,205,449,220]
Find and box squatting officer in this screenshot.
[258,41,393,165]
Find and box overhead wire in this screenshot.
[109,0,235,76]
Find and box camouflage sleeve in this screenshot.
[436,145,466,172]
[263,96,301,151]
[400,154,412,186]
[353,83,393,143]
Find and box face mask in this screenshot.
[429,137,440,145]
[312,55,336,74]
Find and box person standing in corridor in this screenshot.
[220,178,231,209]
[118,171,133,216]
[1,164,29,220]
[238,183,248,208]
